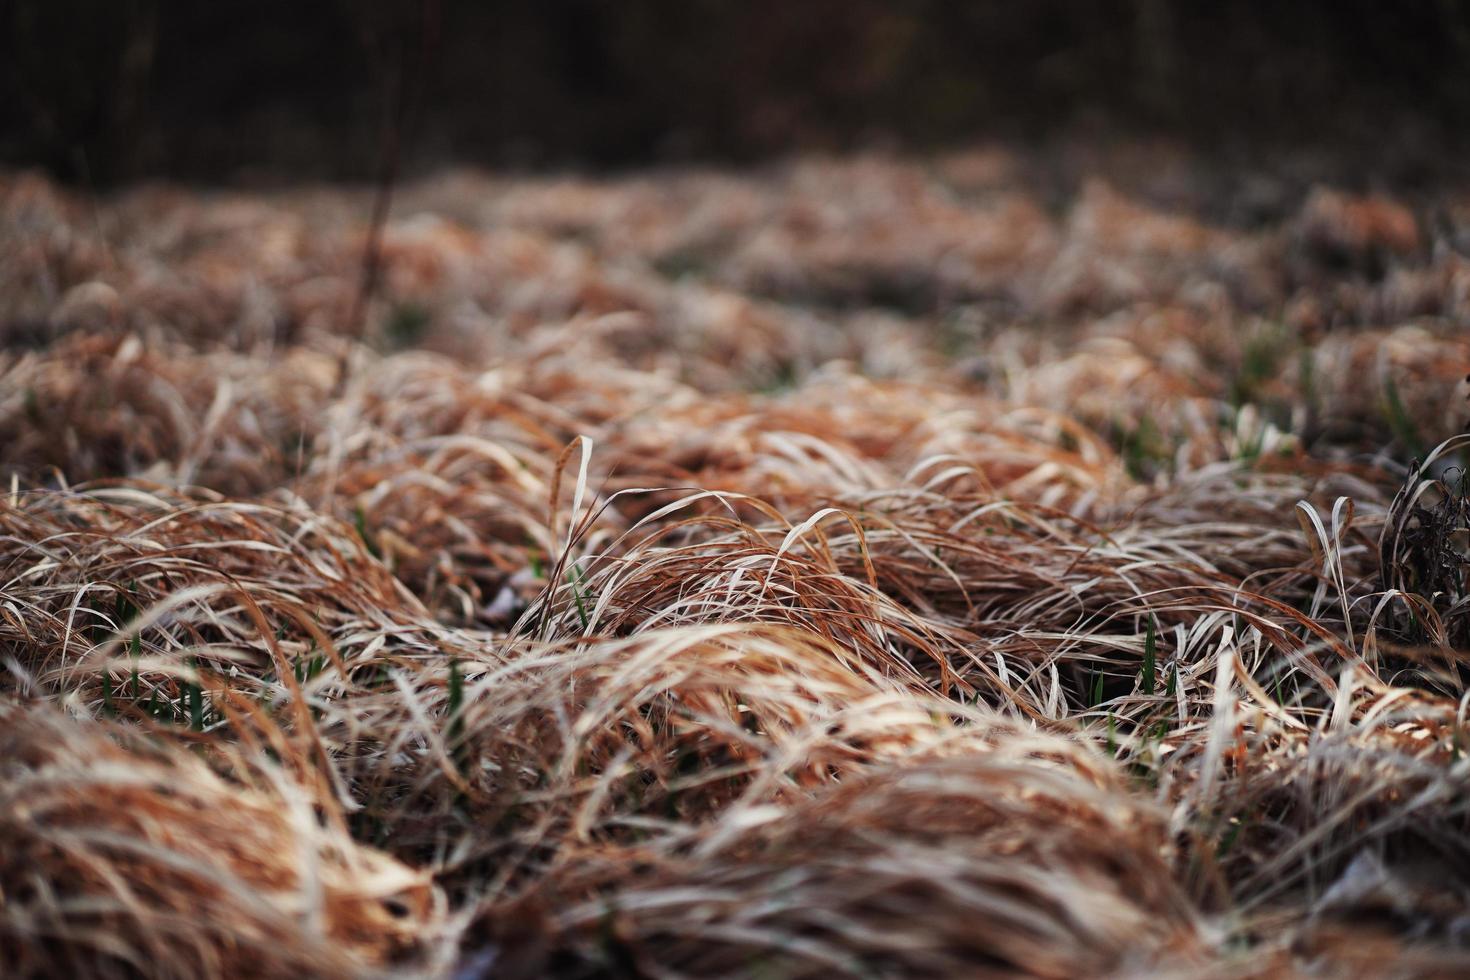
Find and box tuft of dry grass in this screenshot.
[3,147,1470,976]
[0,701,446,979]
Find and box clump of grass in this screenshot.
[1379,434,1470,650]
[0,701,444,978]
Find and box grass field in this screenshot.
[3,145,1470,977]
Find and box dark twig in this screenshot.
[342,0,440,345]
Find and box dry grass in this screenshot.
[3,146,1470,977]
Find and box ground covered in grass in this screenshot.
[3,144,1470,978]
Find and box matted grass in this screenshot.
[3,147,1470,976]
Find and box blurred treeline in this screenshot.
[4,0,1468,184]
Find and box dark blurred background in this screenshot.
[4,0,1469,185]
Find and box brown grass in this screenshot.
[3,147,1470,977]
